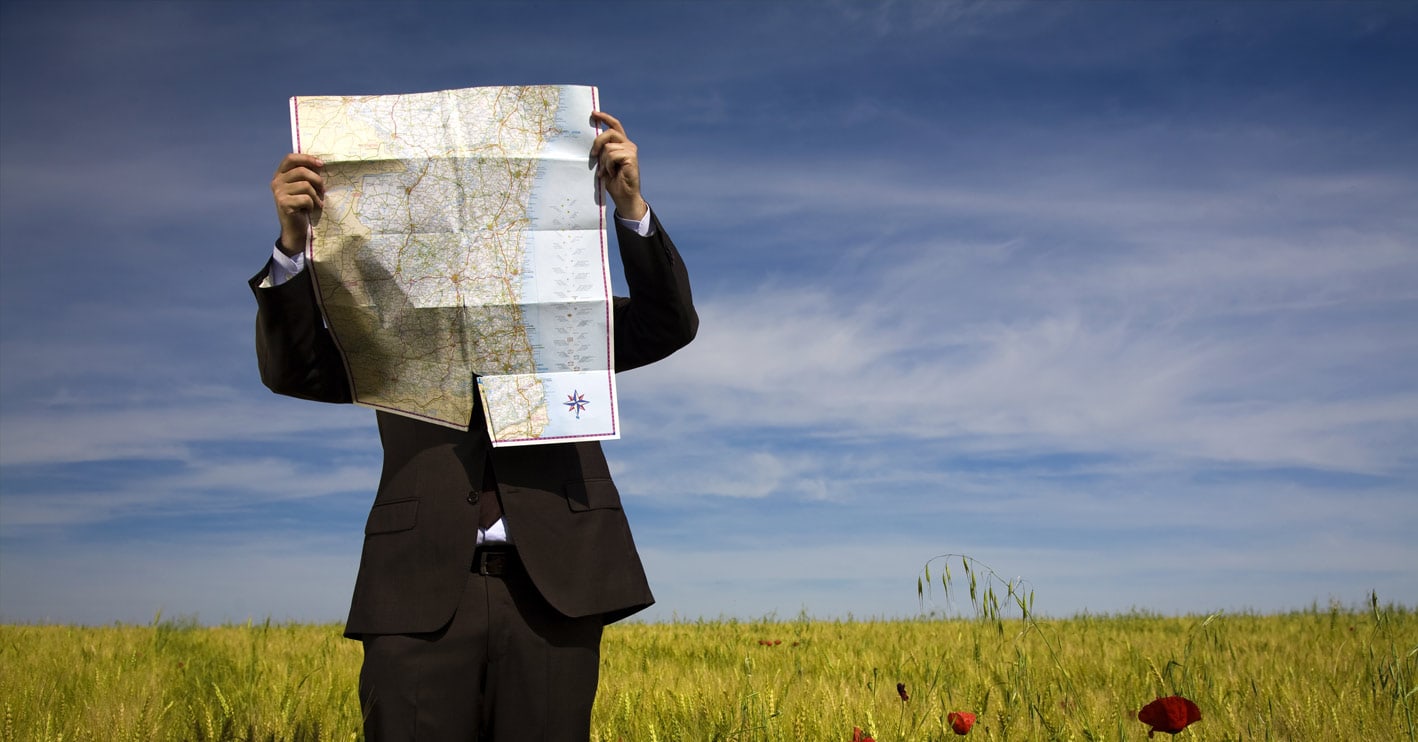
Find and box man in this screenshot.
[251,111,697,740]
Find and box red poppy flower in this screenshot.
[897,682,909,702]
[850,726,875,742]
[1137,696,1201,737]
[947,711,976,735]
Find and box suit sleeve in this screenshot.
[611,211,699,372]
[248,262,353,404]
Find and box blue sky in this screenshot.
[1,0,1415,626]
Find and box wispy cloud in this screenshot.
[1,454,377,530]
[0,393,372,467]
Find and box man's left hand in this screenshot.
[591,111,648,220]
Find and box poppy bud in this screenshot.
[896,682,909,702]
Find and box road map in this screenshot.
[290,85,618,446]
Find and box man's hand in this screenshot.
[590,111,648,221]
[271,153,325,256]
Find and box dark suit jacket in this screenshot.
[250,213,697,638]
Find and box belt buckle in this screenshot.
[474,548,507,576]
[475,549,492,575]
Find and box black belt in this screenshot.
[472,545,518,577]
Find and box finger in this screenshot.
[272,166,325,195]
[277,197,320,222]
[596,139,635,160]
[591,110,626,136]
[590,128,625,156]
[278,193,320,217]
[283,166,325,188]
[590,112,629,155]
[277,181,324,212]
[598,143,636,174]
[275,152,325,175]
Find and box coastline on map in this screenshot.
[525,85,602,233]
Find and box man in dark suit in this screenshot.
[251,111,697,740]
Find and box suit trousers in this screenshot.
[359,551,604,741]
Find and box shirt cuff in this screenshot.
[614,206,655,237]
[262,241,306,287]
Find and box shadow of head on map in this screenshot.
[318,238,535,406]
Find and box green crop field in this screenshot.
[1,564,1413,741]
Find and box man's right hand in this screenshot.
[271,153,325,256]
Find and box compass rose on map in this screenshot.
[564,390,590,419]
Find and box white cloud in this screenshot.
[0,457,377,530]
[623,279,1414,476]
[621,138,1418,481]
[0,395,373,467]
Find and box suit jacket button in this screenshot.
[467,491,479,505]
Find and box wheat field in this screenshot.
[1,588,1412,741]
